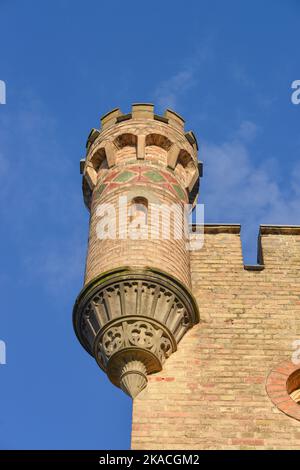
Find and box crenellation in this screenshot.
[164,109,185,131]
[132,103,154,120]
[81,106,200,210]
[259,225,300,267]
[100,107,122,129]
[190,224,300,272]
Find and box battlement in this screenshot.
[85,104,198,150]
[81,104,202,209]
[259,224,300,235]
[190,224,300,271]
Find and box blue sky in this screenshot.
[0,0,299,449]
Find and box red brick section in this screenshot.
[131,226,300,450]
[266,360,300,421]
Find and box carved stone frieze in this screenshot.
[73,268,199,398]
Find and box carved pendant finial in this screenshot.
[119,360,148,398]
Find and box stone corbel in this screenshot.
[137,134,146,160]
[73,268,199,398]
[167,144,181,169]
[104,142,117,168]
[187,165,199,192]
[84,164,97,192]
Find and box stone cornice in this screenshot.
[260,225,300,235]
[191,224,300,236]
[191,224,241,234]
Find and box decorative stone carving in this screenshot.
[98,319,173,366]
[120,360,147,398]
[73,268,199,398]
[94,317,174,397]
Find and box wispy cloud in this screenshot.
[231,63,255,89]
[154,69,197,110]
[153,38,214,110]
[0,96,86,298]
[201,121,300,260]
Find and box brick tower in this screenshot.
[73,104,201,399]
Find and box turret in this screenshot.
[73,104,201,398]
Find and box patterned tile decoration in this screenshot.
[97,183,106,197]
[114,170,136,183]
[172,184,186,201]
[143,170,165,183]
[95,166,188,202]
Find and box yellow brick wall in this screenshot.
[131,225,300,450]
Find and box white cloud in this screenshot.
[154,69,197,110]
[0,96,86,298]
[231,63,255,89]
[236,120,259,142]
[153,38,214,110]
[201,121,300,260]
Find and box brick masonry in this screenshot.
[131,225,300,450]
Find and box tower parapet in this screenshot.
[73,104,201,398]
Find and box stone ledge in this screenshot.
[244,264,265,271]
[191,224,241,234]
[192,224,300,236]
[260,224,300,235]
